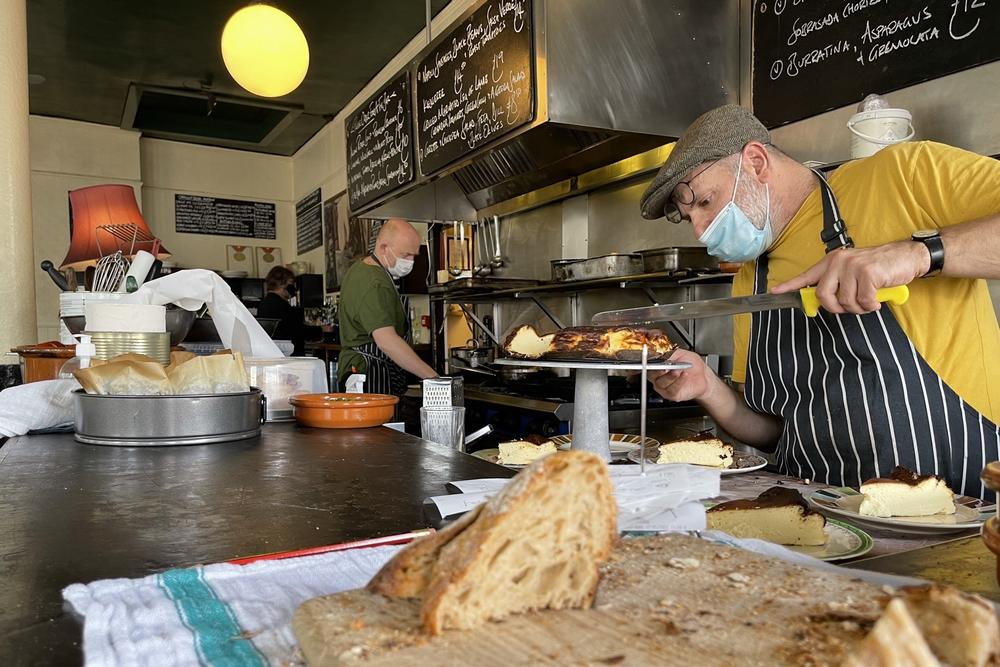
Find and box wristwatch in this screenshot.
[911,229,945,277]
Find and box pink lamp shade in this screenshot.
[59,184,171,270]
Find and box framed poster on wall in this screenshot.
[323,191,379,292]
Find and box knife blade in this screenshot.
[591,285,909,326]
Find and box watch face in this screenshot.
[913,229,940,240]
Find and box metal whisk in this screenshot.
[93,251,129,292]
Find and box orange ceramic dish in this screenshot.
[289,393,399,429]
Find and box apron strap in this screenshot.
[811,168,854,253]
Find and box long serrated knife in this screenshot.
[591,286,909,326]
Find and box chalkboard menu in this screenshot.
[175,194,276,239]
[296,187,322,254]
[346,71,414,211]
[753,0,1000,127]
[415,0,534,175]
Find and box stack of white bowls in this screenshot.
[58,291,125,344]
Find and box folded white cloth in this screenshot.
[0,379,79,437]
[63,544,403,667]
[62,532,928,667]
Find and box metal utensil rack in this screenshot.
[493,358,691,461]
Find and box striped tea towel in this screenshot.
[63,544,404,667]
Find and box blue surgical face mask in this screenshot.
[697,157,773,262]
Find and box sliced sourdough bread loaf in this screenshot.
[367,451,617,635]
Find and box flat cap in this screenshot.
[640,105,770,221]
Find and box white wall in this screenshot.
[29,117,143,342]
[29,118,296,342]
[141,138,295,274]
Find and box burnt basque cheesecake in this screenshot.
[656,433,734,468]
[858,466,957,518]
[707,486,828,546]
[502,325,676,361]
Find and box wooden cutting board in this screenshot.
[293,534,890,666]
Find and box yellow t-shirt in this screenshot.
[731,141,1000,425]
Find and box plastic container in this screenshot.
[288,393,398,429]
[848,108,914,158]
[58,334,95,379]
[244,357,328,421]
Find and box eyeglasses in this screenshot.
[665,159,725,223]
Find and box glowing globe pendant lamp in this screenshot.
[221,4,309,98]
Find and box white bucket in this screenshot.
[847,108,914,159]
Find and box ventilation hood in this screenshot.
[360,0,739,220]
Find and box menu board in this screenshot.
[296,187,322,254]
[175,194,276,239]
[752,0,1000,127]
[346,71,415,211]
[416,0,534,175]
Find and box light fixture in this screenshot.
[61,185,170,270]
[221,4,309,98]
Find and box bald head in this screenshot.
[374,218,420,271]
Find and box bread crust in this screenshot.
[366,504,483,599]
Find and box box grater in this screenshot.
[422,376,464,409]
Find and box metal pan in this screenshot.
[636,247,718,273]
[551,254,643,282]
[73,388,266,446]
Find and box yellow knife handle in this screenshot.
[798,285,910,317]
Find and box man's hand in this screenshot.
[771,241,928,314]
[647,349,717,402]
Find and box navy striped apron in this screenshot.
[348,254,412,397]
[744,171,1000,499]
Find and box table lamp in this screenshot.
[59,184,170,270]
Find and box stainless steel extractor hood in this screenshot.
[361,0,739,220]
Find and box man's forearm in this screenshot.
[372,328,437,378]
[698,374,782,450]
[939,214,1000,279]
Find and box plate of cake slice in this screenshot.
[627,432,768,475]
[807,466,993,534]
[706,486,874,561]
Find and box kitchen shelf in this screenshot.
[429,270,734,303]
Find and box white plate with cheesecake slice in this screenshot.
[627,447,768,475]
[807,487,992,534]
[786,519,874,562]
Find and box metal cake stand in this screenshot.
[492,358,691,461]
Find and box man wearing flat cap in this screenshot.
[641,104,1000,498]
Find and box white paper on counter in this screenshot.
[427,491,494,517]
[619,500,706,533]
[121,269,283,358]
[435,462,721,532]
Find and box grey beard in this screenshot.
[735,175,771,232]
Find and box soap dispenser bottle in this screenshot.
[59,334,96,380]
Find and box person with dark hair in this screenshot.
[258,266,325,356]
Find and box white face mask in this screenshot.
[386,247,414,278]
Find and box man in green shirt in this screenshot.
[337,218,437,395]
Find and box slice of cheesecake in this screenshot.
[706,486,828,546]
[502,325,555,359]
[858,466,957,518]
[497,439,557,465]
[656,434,734,468]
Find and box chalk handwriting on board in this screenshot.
[752,0,1000,127]
[416,0,534,175]
[345,71,414,211]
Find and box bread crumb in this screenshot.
[667,557,700,570]
[338,645,368,661]
[597,655,626,665]
[726,572,751,584]
[350,618,366,631]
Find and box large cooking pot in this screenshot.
[636,247,718,273]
